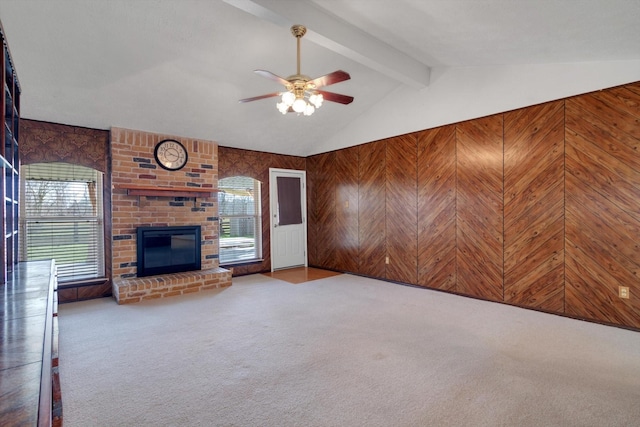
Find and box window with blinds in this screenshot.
[218,176,262,265]
[21,162,105,282]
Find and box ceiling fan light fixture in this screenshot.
[304,103,315,116]
[292,97,307,113]
[309,93,323,108]
[276,88,323,115]
[276,101,289,114]
[239,25,353,114]
[281,91,295,105]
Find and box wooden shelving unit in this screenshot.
[1,20,20,284]
[0,261,61,426]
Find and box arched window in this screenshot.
[20,162,105,282]
[218,176,262,264]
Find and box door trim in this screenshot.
[269,168,308,272]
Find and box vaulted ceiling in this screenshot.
[1,0,639,156]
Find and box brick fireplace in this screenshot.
[110,127,231,304]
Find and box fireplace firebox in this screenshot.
[136,226,201,277]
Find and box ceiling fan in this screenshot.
[239,24,354,116]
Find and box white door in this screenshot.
[270,168,307,271]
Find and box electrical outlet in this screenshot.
[344,200,349,209]
[385,256,390,265]
[619,286,630,299]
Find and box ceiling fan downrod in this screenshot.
[291,25,306,77]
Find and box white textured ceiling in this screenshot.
[0,0,639,156]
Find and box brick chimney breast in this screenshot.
[110,127,230,304]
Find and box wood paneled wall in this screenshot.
[307,81,640,330]
[564,84,640,328]
[312,152,337,270]
[386,135,418,284]
[503,101,565,311]
[417,126,457,291]
[335,147,360,272]
[358,140,386,278]
[456,115,504,301]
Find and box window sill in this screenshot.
[220,259,263,268]
[58,277,109,288]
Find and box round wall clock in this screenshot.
[154,139,188,171]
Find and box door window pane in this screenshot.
[276,176,302,226]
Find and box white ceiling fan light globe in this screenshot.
[281,91,295,106]
[292,98,307,113]
[309,93,323,108]
[304,104,315,116]
[276,102,289,114]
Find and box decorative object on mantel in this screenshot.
[239,24,354,116]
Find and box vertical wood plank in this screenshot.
[456,115,504,301]
[417,126,457,291]
[306,155,319,267]
[314,152,336,270]
[386,135,418,284]
[358,140,386,278]
[335,146,359,272]
[503,101,565,312]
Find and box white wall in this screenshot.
[312,60,640,155]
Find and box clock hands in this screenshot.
[163,148,180,162]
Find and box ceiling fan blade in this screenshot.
[239,92,280,103]
[316,90,354,105]
[254,70,290,86]
[310,70,351,88]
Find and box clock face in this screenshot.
[154,139,188,171]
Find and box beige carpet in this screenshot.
[59,273,640,426]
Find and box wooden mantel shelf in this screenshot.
[115,185,218,199]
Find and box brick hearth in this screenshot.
[113,267,231,305]
[110,127,231,304]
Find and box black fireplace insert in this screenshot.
[136,225,201,277]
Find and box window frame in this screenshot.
[20,162,106,283]
[218,176,262,265]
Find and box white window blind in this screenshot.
[218,176,262,264]
[21,162,105,282]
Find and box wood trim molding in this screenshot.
[114,184,219,199]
